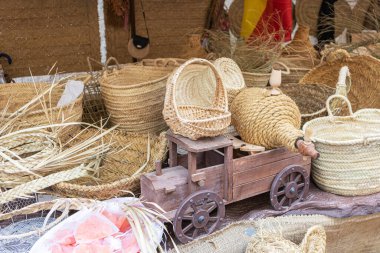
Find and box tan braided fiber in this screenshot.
[300,52,380,111]
[214,57,246,106]
[0,82,83,141]
[280,83,336,126]
[0,133,59,176]
[0,198,95,240]
[303,95,380,196]
[52,130,168,199]
[163,58,231,140]
[0,165,92,205]
[231,87,303,152]
[99,57,172,133]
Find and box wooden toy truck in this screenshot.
[141,131,312,243]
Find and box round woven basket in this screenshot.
[303,95,380,196]
[280,83,336,125]
[52,129,167,199]
[99,57,172,134]
[300,52,380,111]
[214,57,246,106]
[0,82,83,140]
[163,58,231,140]
[243,62,290,88]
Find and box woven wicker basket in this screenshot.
[163,58,231,140]
[214,57,246,106]
[300,52,380,111]
[280,83,336,125]
[52,129,167,199]
[303,95,380,196]
[0,82,83,140]
[99,57,172,134]
[243,62,290,88]
[82,57,109,126]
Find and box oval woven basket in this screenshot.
[280,83,336,125]
[163,58,231,140]
[52,129,167,199]
[0,82,83,141]
[303,95,380,196]
[214,57,246,106]
[99,57,172,134]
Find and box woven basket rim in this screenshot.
[100,66,170,89]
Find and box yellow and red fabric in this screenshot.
[240,0,293,41]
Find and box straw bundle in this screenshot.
[0,82,83,140]
[100,57,172,133]
[300,51,380,110]
[52,129,167,199]
[205,29,283,74]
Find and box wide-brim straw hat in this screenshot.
[128,38,150,59]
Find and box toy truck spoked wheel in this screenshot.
[173,190,225,243]
[270,165,310,211]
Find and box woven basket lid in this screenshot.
[295,0,371,37]
[299,52,380,111]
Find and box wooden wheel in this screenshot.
[173,190,225,243]
[270,165,309,211]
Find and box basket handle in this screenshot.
[273,61,290,75]
[335,66,351,96]
[152,58,184,67]
[170,58,227,120]
[87,57,103,76]
[103,57,121,74]
[326,94,354,117]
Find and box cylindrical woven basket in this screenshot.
[163,58,231,140]
[99,57,173,133]
[280,83,336,125]
[52,129,167,199]
[213,57,246,106]
[0,82,83,141]
[303,95,380,196]
[282,67,311,84]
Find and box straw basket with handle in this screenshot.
[303,94,380,196]
[100,57,172,133]
[163,58,231,140]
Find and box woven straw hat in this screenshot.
[296,0,371,37]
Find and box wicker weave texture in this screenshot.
[100,62,172,133]
[163,58,231,140]
[303,95,380,196]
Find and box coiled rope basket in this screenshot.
[303,95,380,196]
[163,58,231,140]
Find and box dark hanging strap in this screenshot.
[139,0,150,38]
[316,0,338,50]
